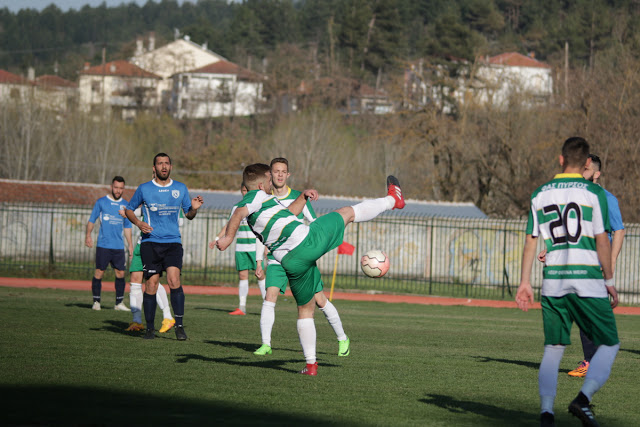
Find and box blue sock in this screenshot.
[91,277,101,303]
[114,277,125,304]
[143,292,157,330]
[170,286,185,327]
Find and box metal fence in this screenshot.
[2,202,639,304]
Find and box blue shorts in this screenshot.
[95,247,126,271]
[140,242,183,280]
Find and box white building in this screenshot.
[0,70,31,103]
[471,52,553,108]
[130,35,227,110]
[171,60,265,119]
[78,60,161,119]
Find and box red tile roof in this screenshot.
[0,69,30,85]
[186,60,263,81]
[0,179,135,206]
[488,52,551,69]
[80,60,161,79]
[36,75,78,88]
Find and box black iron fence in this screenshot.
[2,202,639,304]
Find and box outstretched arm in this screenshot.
[288,190,318,216]
[216,206,249,251]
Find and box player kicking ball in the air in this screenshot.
[216,164,404,375]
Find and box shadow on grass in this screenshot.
[175,353,339,374]
[419,394,533,426]
[620,347,640,356]
[471,356,571,374]
[193,306,260,316]
[89,320,148,338]
[204,340,330,356]
[0,385,346,426]
[64,302,93,309]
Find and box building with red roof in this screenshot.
[171,59,266,119]
[78,60,161,119]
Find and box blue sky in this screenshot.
[0,1,192,12]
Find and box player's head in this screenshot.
[153,152,172,180]
[243,163,271,193]
[583,153,602,183]
[240,182,248,196]
[111,176,125,199]
[560,137,590,170]
[270,157,290,190]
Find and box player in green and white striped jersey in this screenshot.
[516,137,619,427]
[211,183,266,315]
[216,163,405,375]
[253,158,350,358]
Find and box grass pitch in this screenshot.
[1,286,639,426]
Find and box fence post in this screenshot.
[204,216,210,281]
[428,217,433,295]
[502,221,507,299]
[49,209,55,266]
[354,222,360,289]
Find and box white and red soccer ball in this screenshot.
[360,249,390,278]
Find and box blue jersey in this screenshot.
[88,196,132,250]
[127,179,192,244]
[604,188,624,240]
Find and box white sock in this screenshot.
[320,301,347,341]
[258,279,266,300]
[260,301,276,346]
[539,345,565,414]
[352,197,395,223]
[297,318,316,364]
[130,283,143,324]
[155,284,173,320]
[581,343,620,400]
[239,279,249,312]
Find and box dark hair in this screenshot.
[588,154,602,172]
[153,152,171,166]
[270,157,289,169]
[243,163,271,188]
[112,176,125,184]
[561,137,589,168]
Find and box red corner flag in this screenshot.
[337,241,355,255]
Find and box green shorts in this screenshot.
[280,212,344,306]
[266,262,288,295]
[541,294,619,346]
[130,243,143,273]
[235,251,256,272]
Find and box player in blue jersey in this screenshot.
[125,153,203,341]
[85,176,134,311]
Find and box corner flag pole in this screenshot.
[329,251,339,301]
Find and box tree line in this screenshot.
[3,0,640,84]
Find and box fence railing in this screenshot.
[2,202,639,304]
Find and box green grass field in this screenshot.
[1,286,639,426]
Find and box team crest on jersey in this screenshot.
[172,190,180,199]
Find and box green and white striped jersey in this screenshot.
[266,186,317,265]
[230,200,256,253]
[527,173,610,298]
[233,189,309,262]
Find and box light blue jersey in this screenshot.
[88,196,132,250]
[603,188,624,240]
[127,179,192,244]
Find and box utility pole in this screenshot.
[564,41,569,107]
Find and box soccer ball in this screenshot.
[360,250,390,278]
